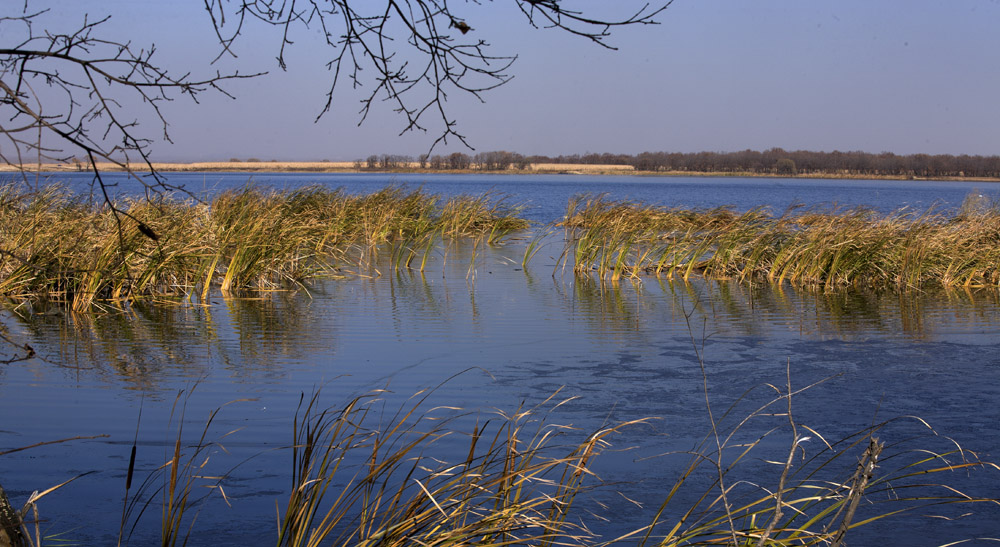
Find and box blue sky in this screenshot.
[12,1,1000,161]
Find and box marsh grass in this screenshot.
[0,184,529,309]
[3,377,997,546]
[557,194,1000,289]
[275,385,649,547]
[634,369,1000,546]
[116,389,251,547]
[131,382,1000,546]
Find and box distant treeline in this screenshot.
[535,149,1000,178]
[362,151,531,171]
[358,149,1000,178]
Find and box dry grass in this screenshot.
[636,371,1000,546]
[275,386,650,547]
[4,375,998,546]
[0,161,636,174]
[149,161,358,171]
[555,193,1000,289]
[0,184,529,309]
[84,380,1000,545]
[529,163,636,174]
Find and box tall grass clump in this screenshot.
[0,185,213,310]
[5,378,998,546]
[634,368,1000,545]
[438,192,530,242]
[276,386,645,546]
[0,183,529,309]
[115,390,243,547]
[556,193,1000,290]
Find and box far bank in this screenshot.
[2,161,999,183]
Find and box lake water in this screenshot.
[2,173,999,545]
[13,170,1000,219]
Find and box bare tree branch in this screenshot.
[4,1,669,178]
[1,7,262,196]
[202,0,672,153]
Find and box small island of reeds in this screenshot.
[2,184,999,313]
[558,193,1000,289]
[0,184,527,310]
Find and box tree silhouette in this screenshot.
[1,10,263,193]
[2,1,671,188]
[206,1,670,149]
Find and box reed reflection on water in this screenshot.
[10,253,1000,383]
[2,239,1000,544]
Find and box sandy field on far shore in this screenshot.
[5,162,994,182]
[0,161,354,172]
[0,161,637,174]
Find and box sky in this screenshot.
[9,1,1000,162]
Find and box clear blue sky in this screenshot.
[14,1,1000,161]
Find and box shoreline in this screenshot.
[1,161,998,183]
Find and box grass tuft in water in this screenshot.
[276,385,648,546]
[635,370,1000,545]
[555,193,1000,289]
[0,184,529,309]
[3,378,998,546]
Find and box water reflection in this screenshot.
[6,260,1000,386]
[217,291,321,377]
[545,274,1000,343]
[9,302,211,391]
[4,291,328,390]
[568,277,645,333]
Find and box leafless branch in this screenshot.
[202,0,671,153]
[1,7,262,197]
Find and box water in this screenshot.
[1,173,999,545]
[9,170,1000,221]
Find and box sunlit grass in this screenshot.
[0,184,529,309]
[5,377,996,547]
[556,193,1000,289]
[274,386,650,547]
[634,368,1000,546]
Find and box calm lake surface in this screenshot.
[19,170,1000,220]
[2,173,999,545]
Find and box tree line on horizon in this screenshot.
[360,148,1000,178]
[362,151,532,171]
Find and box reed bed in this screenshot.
[273,387,651,547]
[636,370,1000,546]
[558,194,1000,289]
[7,378,996,546]
[0,184,528,310]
